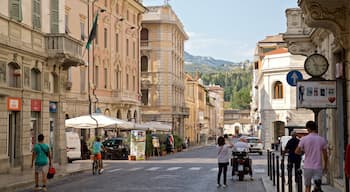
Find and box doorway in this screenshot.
[8,112,20,167]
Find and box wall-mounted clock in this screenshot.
[304,53,329,77]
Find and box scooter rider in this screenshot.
[233,137,253,180]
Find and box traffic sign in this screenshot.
[286,70,303,86]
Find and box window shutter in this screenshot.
[10,0,23,22]
[32,0,41,29]
[50,0,59,33]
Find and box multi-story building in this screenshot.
[283,2,350,190]
[66,0,145,139]
[207,85,224,136]
[254,47,313,148]
[223,109,252,136]
[0,0,84,172]
[140,5,188,138]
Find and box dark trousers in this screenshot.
[288,159,301,182]
[218,162,229,185]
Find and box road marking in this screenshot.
[189,167,201,170]
[167,167,182,171]
[129,167,143,171]
[211,168,218,171]
[146,167,161,171]
[108,168,121,173]
[254,168,265,173]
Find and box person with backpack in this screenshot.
[31,134,52,192]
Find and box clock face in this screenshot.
[304,54,329,77]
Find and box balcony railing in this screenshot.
[46,34,84,68]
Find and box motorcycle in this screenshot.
[231,150,252,181]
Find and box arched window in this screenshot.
[273,81,283,99]
[116,110,121,119]
[141,56,148,72]
[127,110,132,121]
[140,28,148,46]
[133,111,137,122]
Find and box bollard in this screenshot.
[269,151,273,181]
[272,153,276,186]
[296,168,303,192]
[267,150,270,177]
[281,157,285,192]
[287,162,293,192]
[276,155,280,192]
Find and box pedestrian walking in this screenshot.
[31,134,52,192]
[283,130,302,183]
[217,136,233,188]
[295,121,328,192]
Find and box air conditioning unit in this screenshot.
[65,81,72,90]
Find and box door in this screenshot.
[8,112,20,167]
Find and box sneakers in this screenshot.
[223,184,227,188]
[34,186,41,191]
[99,168,104,174]
[42,187,47,191]
[217,184,221,188]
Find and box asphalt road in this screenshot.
[20,145,268,192]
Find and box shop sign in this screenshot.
[7,97,21,111]
[49,101,57,113]
[31,99,42,111]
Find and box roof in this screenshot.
[264,48,289,56]
[258,34,284,43]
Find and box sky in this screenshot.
[141,0,298,62]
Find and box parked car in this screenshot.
[246,136,263,155]
[102,138,129,160]
[66,132,81,163]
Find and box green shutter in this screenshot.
[50,0,59,33]
[32,0,41,29]
[10,0,22,22]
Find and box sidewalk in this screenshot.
[0,162,92,192]
[262,175,342,192]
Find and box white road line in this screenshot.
[211,168,218,171]
[108,168,121,173]
[167,167,182,171]
[189,167,201,170]
[146,167,161,171]
[129,167,143,171]
[254,168,265,173]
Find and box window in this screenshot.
[133,41,135,59]
[65,14,70,34]
[80,68,85,93]
[8,62,21,88]
[126,39,129,56]
[104,28,107,48]
[115,69,119,89]
[141,89,148,105]
[104,68,107,88]
[141,28,149,46]
[80,22,85,40]
[10,0,22,22]
[31,68,41,91]
[126,74,129,90]
[50,0,59,33]
[115,33,119,52]
[32,0,41,29]
[133,75,135,91]
[94,66,99,88]
[141,56,148,72]
[273,81,283,99]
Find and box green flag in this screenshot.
[86,13,99,50]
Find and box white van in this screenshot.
[65,132,81,163]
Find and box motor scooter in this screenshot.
[231,150,252,181]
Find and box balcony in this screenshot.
[46,34,84,69]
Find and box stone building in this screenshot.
[284,2,350,190]
[140,5,188,138]
[0,0,85,172]
[207,85,225,137]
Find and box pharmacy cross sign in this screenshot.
[286,70,303,86]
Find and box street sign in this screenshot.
[286,70,303,86]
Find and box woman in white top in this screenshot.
[217,136,233,188]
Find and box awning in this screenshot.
[65,114,127,129]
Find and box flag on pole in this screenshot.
[86,13,99,50]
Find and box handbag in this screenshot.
[47,167,56,179]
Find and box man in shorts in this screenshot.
[295,121,328,192]
[31,134,52,191]
[92,137,105,174]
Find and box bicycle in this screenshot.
[92,155,99,175]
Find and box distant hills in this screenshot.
[184,51,245,73]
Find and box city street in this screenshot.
[19,145,267,192]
